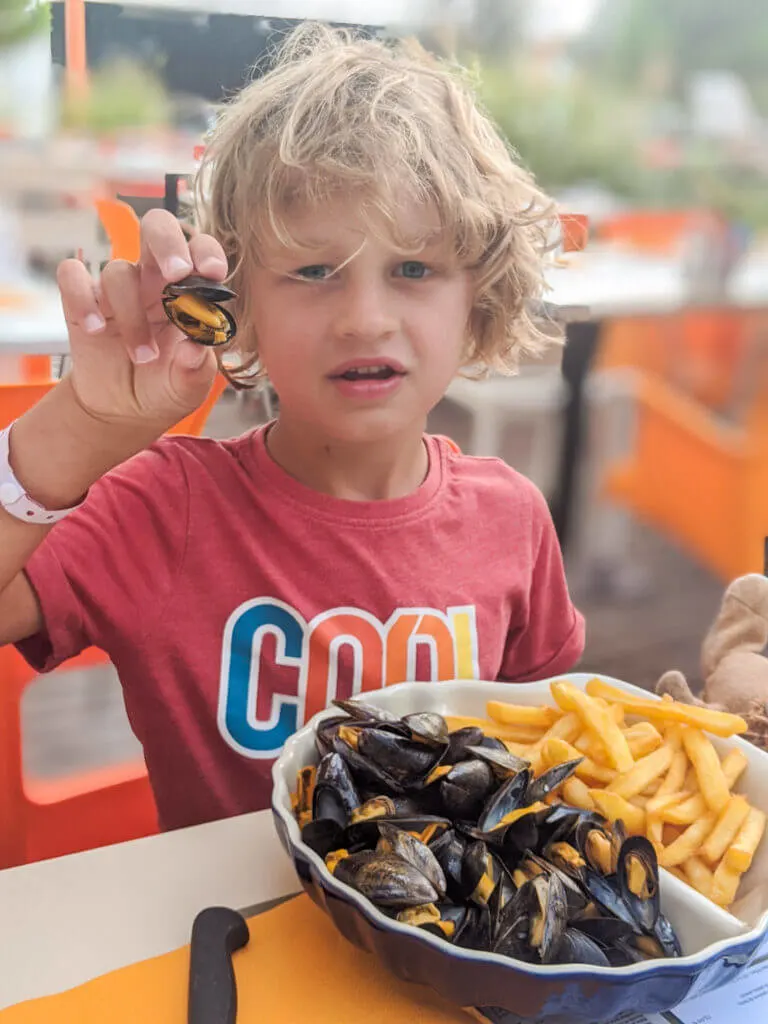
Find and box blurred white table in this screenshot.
[0,281,69,356]
[0,810,300,1011]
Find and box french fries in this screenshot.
[468,676,765,915]
[584,678,748,737]
[681,727,731,814]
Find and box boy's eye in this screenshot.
[294,265,331,280]
[398,261,430,279]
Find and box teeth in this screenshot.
[353,366,387,375]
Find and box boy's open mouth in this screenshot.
[328,361,406,382]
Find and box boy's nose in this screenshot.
[333,278,398,341]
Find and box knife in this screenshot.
[187,895,298,1024]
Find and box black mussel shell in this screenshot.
[477,769,532,833]
[445,727,485,764]
[377,823,447,898]
[583,869,642,934]
[554,928,611,967]
[653,913,682,957]
[358,728,442,784]
[466,744,530,778]
[333,850,439,908]
[332,699,403,728]
[461,840,501,908]
[349,795,420,823]
[402,712,450,747]
[301,818,344,858]
[312,752,361,827]
[529,872,569,964]
[162,275,235,302]
[617,835,660,933]
[316,715,350,757]
[454,903,493,951]
[526,757,583,804]
[331,732,405,794]
[429,828,468,894]
[419,901,468,942]
[439,760,494,820]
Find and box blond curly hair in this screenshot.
[196,22,558,388]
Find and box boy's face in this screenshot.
[248,194,473,446]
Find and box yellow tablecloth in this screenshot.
[1,894,472,1023]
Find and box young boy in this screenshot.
[0,24,584,832]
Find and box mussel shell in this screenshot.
[460,840,505,909]
[377,823,447,898]
[526,757,584,804]
[466,744,530,778]
[332,699,403,728]
[349,795,420,823]
[163,297,236,346]
[617,835,660,933]
[445,727,485,764]
[313,752,361,827]
[454,904,493,951]
[162,275,236,302]
[571,915,637,948]
[316,715,351,757]
[331,732,405,794]
[553,928,611,967]
[358,728,442,784]
[334,850,440,908]
[529,872,569,964]
[402,712,450,747]
[439,760,494,820]
[477,768,532,833]
[541,806,604,849]
[582,869,642,935]
[301,818,344,858]
[429,828,468,893]
[653,913,682,957]
[419,901,468,942]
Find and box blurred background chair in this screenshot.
[0,374,226,867]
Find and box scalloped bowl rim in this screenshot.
[271,675,768,980]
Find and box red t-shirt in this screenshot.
[16,428,584,831]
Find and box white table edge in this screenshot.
[0,809,301,1011]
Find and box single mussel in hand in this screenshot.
[162,275,236,347]
[332,850,440,908]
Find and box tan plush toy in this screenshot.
[656,573,768,750]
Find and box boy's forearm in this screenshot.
[10,376,156,509]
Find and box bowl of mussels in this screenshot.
[271,674,768,1023]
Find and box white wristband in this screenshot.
[0,424,86,525]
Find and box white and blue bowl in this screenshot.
[271,674,768,1023]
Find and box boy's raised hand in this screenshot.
[57,209,227,436]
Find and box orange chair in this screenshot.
[604,368,768,583]
[94,197,142,263]
[0,644,158,868]
[597,209,720,256]
[0,373,226,867]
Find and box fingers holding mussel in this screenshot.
[162,276,236,347]
[292,703,684,969]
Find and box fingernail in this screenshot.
[133,344,160,364]
[197,257,228,277]
[164,256,194,280]
[84,313,106,334]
